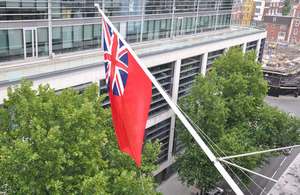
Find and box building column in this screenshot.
[201,52,208,76]
[167,59,181,162]
[242,42,247,53]
[48,0,53,57]
[256,39,262,61]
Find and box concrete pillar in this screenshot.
[201,52,208,76]
[120,22,127,40]
[242,42,247,53]
[171,59,181,103]
[167,59,181,161]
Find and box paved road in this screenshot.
[221,95,300,195]
[264,95,300,117]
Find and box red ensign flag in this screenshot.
[102,18,152,167]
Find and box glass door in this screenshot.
[23,28,38,59]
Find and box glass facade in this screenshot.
[173,119,185,153]
[0,29,24,62]
[246,40,258,53]
[142,19,172,41]
[148,62,173,118]
[207,49,224,71]
[178,55,202,98]
[0,0,233,63]
[145,0,173,14]
[52,24,101,54]
[0,0,48,20]
[126,21,141,43]
[258,38,265,63]
[99,79,111,109]
[144,118,172,165]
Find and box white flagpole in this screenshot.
[95,4,243,195]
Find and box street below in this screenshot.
[220,94,300,195]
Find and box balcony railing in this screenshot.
[0,26,265,84]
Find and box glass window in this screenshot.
[145,118,171,165]
[62,26,72,52]
[178,55,202,98]
[8,29,24,61]
[175,0,197,13]
[145,0,173,14]
[37,28,48,57]
[73,25,83,52]
[0,30,9,62]
[52,24,101,55]
[93,24,101,49]
[52,0,98,18]
[83,25,93,50]
[173,119,185,153]
[142,19,171,41]
[126,21,141,43]
[105,0,141,16]
[52,27,62,54]
[246,41,257,53]
[148,62,173,117]
[3,0,47,20]
[207,49,224,71]
[182,17,196,35]
[99,79,111,109]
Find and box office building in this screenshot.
[0,0,266,182]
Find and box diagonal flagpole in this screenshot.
[95,4,243,195]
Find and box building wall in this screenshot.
[266,23,290,42]
[0,0,233,64]
[232,5,243,25]
[254,0,266,21]
[264,0,284,16]
[0,0,267,181]
[289,4,300,43]
[253,0,284,22]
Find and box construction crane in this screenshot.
[242,0,254,26]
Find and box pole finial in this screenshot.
[94,3,100,9]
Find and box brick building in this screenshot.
[253,0,284,22]
[264,3,300,43]
[288,3,300,43]
[264,15,291,42]
[232,2,244,25]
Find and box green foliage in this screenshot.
[174,47,300,190]
[282,0,291,15]
[0,79,161,194]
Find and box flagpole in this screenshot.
[95,4,243,195]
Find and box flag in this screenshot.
[102,18,152,167]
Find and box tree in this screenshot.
[174,47,300,192]
[0,79,162,194]
[282,0,291,16]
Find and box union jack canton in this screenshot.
[103,20,128,96]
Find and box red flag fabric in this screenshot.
[102,18,152,167]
